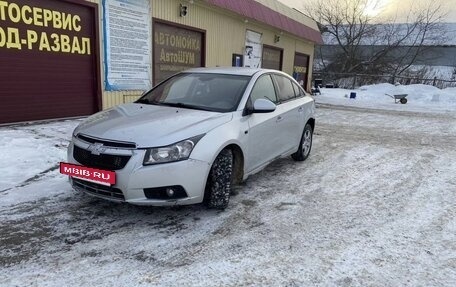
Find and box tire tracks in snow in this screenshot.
[317,123,456,149]
[317,103,456,120]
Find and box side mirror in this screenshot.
[252,99,276,113]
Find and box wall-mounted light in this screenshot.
[180,4,188,17]
[274,35,280,43]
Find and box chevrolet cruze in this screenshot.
[63,67,315,209]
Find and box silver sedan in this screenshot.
[64,67,316,209]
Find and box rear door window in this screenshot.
[292,82,305,98]
[273,74,295,102]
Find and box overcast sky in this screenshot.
[277,0,456,23]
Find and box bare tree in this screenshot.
[304,0,448,77]
[388,2,447,77]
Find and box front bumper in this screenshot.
[67,141,211,206]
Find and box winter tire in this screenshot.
[204,149,233,209]
[292,123,313,161]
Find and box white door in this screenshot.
[245,74,283,173]
[271,74,303,154]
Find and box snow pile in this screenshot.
[315,83,456,112]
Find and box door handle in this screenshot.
[276,116,284,122]
[298,106,304,112]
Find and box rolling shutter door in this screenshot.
[0,0,99,124]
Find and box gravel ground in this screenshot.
[0,105,455,286]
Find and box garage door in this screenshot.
[293,52,310,91]
[262,45,283,70]
[0,0,99,124]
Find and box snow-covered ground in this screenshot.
[0,121,78,188]
[315,83,456,113]
[1,93,455,286]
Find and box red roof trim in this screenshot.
[205,0,323,44]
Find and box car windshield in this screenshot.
[136,73,251,112]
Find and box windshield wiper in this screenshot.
[158,102,213,111]
[135,98,150,104]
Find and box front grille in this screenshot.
[73,145,131,170]
[72,178,125,201]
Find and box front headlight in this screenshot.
[143,135,204,165]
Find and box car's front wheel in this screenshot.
[204,149,233,209]
[292,123,313,161]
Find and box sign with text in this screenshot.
[0,0,98,124]
[60,162,116,186]
[103,0,152,91]
[0,0,93,55]
[244,30,262,68]
[153,21,203,84]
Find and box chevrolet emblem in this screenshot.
[87,142,106,155]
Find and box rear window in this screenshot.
[292,82,305,98]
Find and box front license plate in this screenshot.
[60,162,116,186]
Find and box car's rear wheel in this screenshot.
[204,149,233,209]
[292,123,313,161]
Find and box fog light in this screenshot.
[166,188,175,197]
[144,186,187,200]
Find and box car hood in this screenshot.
[74,103,233,148]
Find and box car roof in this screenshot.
[182,67,275,76]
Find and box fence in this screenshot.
[313,73,456,90]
